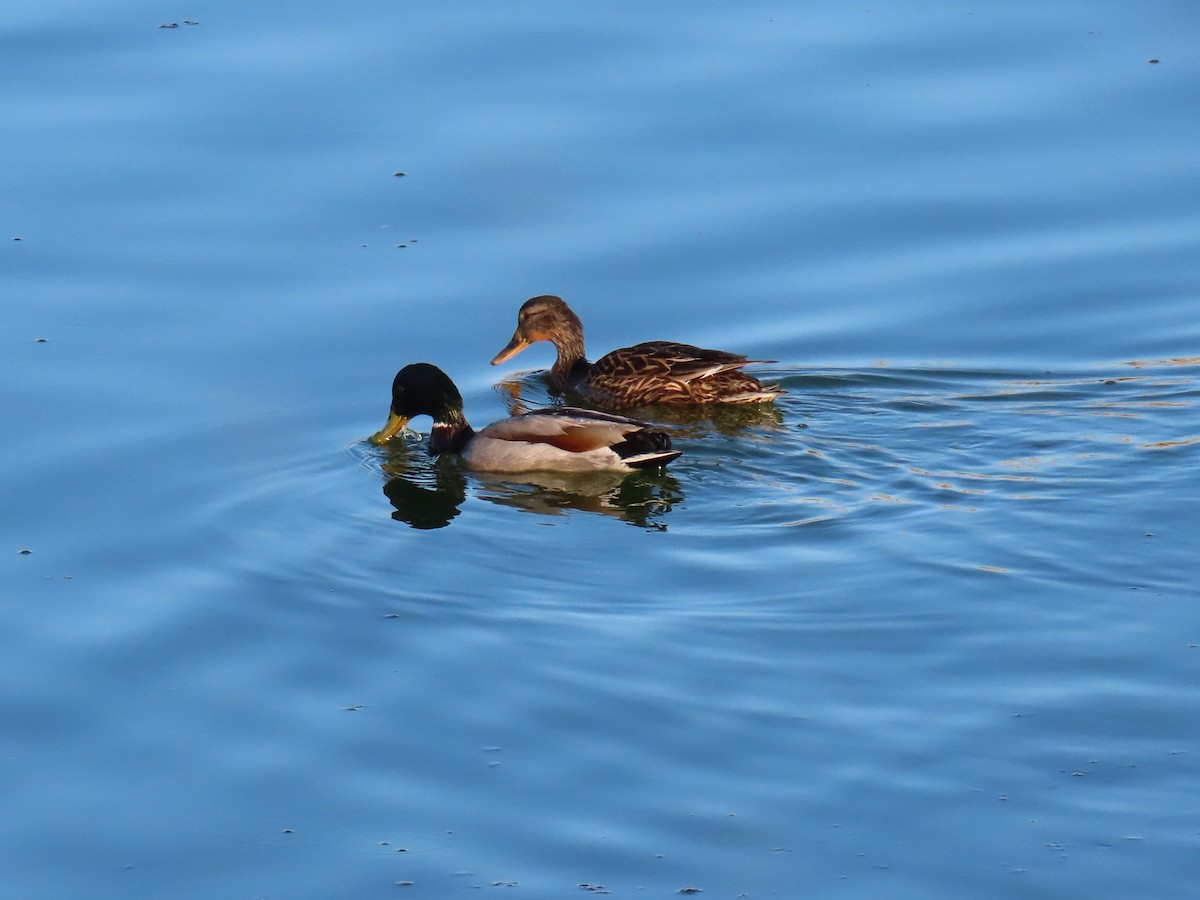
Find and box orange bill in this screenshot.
[490,331,530,365]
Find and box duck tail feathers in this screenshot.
[613,427,681,469]
[724,385,787,403]
[622,449,683,470]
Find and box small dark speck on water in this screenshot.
[679,888,703,895]
[282,828,294,834]
[397,880,414,887]
[36,338,47,343]
[383,613,401,619]
[393,172,406,177]
[1148,58,1160,64]
[19,549,32,555]
[12,236,21,241]
[159,22,179,28]
[397,244,407,249]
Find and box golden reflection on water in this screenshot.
[1142,436,1200,450]
[493,375,787,434]
[1125,357,1200,368]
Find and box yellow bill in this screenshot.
[370,411,410,445]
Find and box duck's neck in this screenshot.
[429,411,475,456]
[549,327,589,393]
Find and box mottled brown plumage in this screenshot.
[490,295,785,410]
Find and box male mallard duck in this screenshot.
[490,295,785,409]
[370,363,681,473]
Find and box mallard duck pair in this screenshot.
[370,296,783,474]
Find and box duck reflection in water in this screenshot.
[473,468,683,531]
[494,374,786,436]
[377,433,684,531]
[380,456,467,530]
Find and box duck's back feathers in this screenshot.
[594,341,758,381]
[586,341,785,408]
[466,407,681,473]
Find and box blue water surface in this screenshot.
[3,1,1198,898]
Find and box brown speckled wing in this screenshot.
[584,341,780,408]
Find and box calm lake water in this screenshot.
[4,1,1199,898]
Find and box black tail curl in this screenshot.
[613,427,682,469]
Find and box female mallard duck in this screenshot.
[370,363,681,473]
[490,295,785,409]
